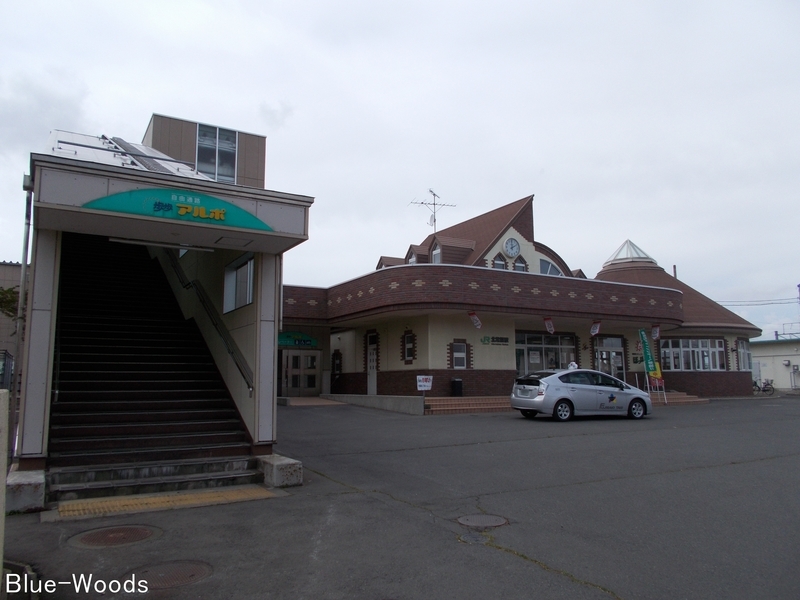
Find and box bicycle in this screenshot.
[753,379,775,396]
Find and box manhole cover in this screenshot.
[68,526,162,549]
[459,531,488,545]
[127,561,213,590]
[457,514,508,529]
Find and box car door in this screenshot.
[559,371,599,413]
[594,373,628,414]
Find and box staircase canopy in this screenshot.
[30,131,313,255]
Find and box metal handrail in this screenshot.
[164,250,254,396]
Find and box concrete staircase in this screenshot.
[46,233,261,502]
[424,396,513,415]
[651,391,709,406]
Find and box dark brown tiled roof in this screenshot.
[376,256,405,269]
[595,262,761,335]
[417,195,534,266]
[407,244,430,263]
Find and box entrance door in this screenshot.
[595,337,626,381]
[282,350,321,397]
[367,333,378,395]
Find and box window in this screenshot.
[540,259,562,276]
[402,331,417,363]
[492,254,507,270]
[408,253,417,265]
[452,343,467,369]
[197,124,237,183]
[660,339,726,371]
[515,332,576,376]
[431,244,442,264]
[736,340,752,371]
[513,256,528,272]
[223,253,254,313]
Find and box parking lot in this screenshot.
[6,397,800,599]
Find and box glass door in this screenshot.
[595,337,626,381]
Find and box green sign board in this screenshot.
[83,188,273,231]
[638,328,661,378]
[279,332,318,347]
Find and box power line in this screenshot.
[716,298,799,307]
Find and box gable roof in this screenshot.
[416,195,534,266]
[376,256,405,269]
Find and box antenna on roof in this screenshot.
[409,189,456,233]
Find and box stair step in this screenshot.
[425,406,515,415]
[50,419,244,437]
[49,431,249,452]
[421,396,514,415]
[48,456,262,485]
[48,441,253,467]
[58,380,226,392]
[55,389,232,401]
[50,409,239,425]
[47,470,264,502]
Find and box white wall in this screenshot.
[752,341,800,390]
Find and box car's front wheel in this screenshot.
[520,410,537,419]
[628,399,646,419]
[553,400,573,421]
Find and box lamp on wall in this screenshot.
[783,360,791,366]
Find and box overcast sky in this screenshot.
[1,1,798,340]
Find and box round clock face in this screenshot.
[504,237,520,257]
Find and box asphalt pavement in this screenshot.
[4,396,800,599]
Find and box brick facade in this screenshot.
[330,369,517,396]
[379,369,517,397]
[331,372,367,394]
[661,371,753,397]
[283,264,685,325]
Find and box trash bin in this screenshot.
[451,378,463,397]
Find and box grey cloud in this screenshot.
[259,101,295,131]
[0,73,88,155]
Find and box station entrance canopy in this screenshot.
[31,131,311,253]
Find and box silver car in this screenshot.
[510,368,652,421]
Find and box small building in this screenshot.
[750,339,800,391]
[12,116,312,486]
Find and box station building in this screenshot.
[283,196,760,399]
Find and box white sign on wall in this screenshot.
[416,375,433,391]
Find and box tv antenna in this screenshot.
[409,189,455,232]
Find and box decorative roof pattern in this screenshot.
[283,263,685,326]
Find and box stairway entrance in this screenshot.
[46,233,262,501]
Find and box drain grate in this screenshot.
[457,514,508,529]
[68,526,162,549]
[128,561,213,590]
